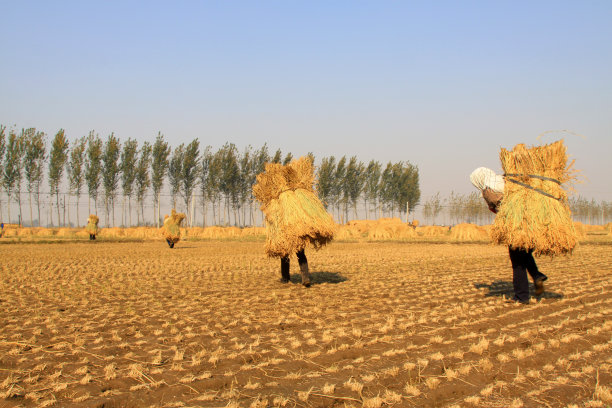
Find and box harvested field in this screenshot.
[1,241,611,407]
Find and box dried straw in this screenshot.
[253,157,335,258]
[490,140,578,256]
[450,223,488,241]
[161,209,186,244]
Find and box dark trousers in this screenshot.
[280,249,310,286]
[508,247,547,302]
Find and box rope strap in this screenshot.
[504,173,561,185]
[504,177,562,201]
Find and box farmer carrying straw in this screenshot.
[471,140,578,304]
[253,157,336,287]
[86,215,99,240]
[161,209,185,248]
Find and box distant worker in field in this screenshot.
[0,223,4,238]
[161,209,186,249]
[253,157,336,287]
[470,167,548,304]
[85,215,99,240]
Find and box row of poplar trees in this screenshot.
[0,125,420,228]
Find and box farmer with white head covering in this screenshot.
[470,167,547,304]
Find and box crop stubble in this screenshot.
[0,241,610,407]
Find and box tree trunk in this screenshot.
[7,189,12,224]
[36,190,41,227]
[62,194,66,227]
[157,191,161,227]
[29,191,33,227]
[76,194,80,228]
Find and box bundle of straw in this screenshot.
[161,209,186,244]
[85,214,99,235]
[253,157,336,258]
[490,140,578,256]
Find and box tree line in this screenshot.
[0,125,421,228]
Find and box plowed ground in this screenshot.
[1,241,611,407]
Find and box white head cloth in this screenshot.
[470,167,505,193]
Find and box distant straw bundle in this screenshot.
[416,225,450,237]
[490,140,578,256]
[161,209,186,244]
[450,223,489,241]
[85,214,99,235]
[253,157,335,257]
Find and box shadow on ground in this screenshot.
[474,280,564,300]
[289,271,348,285]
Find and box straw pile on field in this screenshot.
[85,214,99,237]
[490,140,578,256]
[450,223,489,241]
[56,228,75,237]
[99,227,124,238]
[572,222,587,238]
[368,218,417,240]
[252,157,335,257]
[36,228,55,237]
[606,223,612,235]
[416,225,450,237]
[161,209,186,246]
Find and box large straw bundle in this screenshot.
[253,157,336,258]
[490,140,578,256]
[85,214,99,235]
[161,209,186,244]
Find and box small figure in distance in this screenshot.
[86,215,99,241]
[161,209,185,249]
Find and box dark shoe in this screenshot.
[534,277,547,296]
[280,277,290,283]
[302,282,311,288]
[507,297,529,305]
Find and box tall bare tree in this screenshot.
[151,133,170,227]
[48,129,69,227]
[85,132,103,216]
[134,142,152,225]
[102,133,121,227]
[317,156,336,211]
[3,129,25,224]
[199,146,213,227]
[343,156,365,221]
[168,144,184,211]
[181,139,200,226]
[364,160,381,219]
[67,137,86,227]
[23,128,46,226]
[120,138,138,226]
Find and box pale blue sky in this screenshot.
[1,1,611,201]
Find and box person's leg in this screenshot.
[296,249,310,287]
[280,256,291,283]
[509,247,530,303]
[166,239,173,248]
[525,250,547,296]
